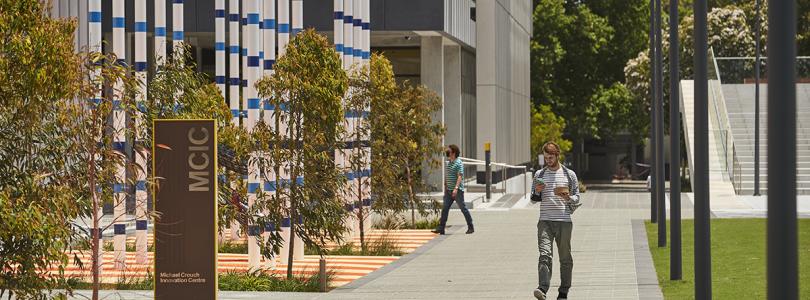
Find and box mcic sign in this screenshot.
[153,120,217,300]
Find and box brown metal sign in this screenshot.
[153,120,217,299]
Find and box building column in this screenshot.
[420,35,445,191]
[475,0,497,178]
[444,44,463,151]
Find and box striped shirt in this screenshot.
[445,158,464,191]
[534,167,580,222]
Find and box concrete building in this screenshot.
[310,0,532,188]
[49,0,531,188]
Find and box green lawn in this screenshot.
[645,219,810,299]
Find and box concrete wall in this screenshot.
[504,171,531,195]
[421,36,446,190]
[475,0,531,171]
[443,0,476,48]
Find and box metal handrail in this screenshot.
[708,47,744,192]
[458,156,530,199]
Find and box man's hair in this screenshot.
[542,142,561,156]
[448,144,461,157]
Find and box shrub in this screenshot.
[219,241,248,254]
[218,269,332,292]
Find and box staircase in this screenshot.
[680,80,748,210]
[722,84,810,195]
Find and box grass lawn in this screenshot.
[645,219,810,299]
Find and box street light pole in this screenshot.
[754,0,761,196]
[767,0,798,298]
[649,0,658,224]
[655,0,666,248]
[693,0,712,298]
[669,0,682,280]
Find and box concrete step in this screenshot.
[734,138,810,142]
[736,190,810,195]
[737,155,810,160]
[733,149,810,155]
[738,163,810,170]
[465,185,505,194]
[734,144,810,149]
[737,188,810,195]
[738,174,810,181]
[736,181,810,188]
[737,167,810,172]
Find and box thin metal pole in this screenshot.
[649,0,658,224]
[693,0,711,298]
[754,0,762,196]
[486,143,492,201]
[655,0,666,248]
[669,0,682,280]
[767,0,798,298]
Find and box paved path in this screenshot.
[323,183,666,299]
[62,184,669,300]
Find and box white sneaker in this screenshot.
[533,288,546,300]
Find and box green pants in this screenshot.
[537,220,573,294]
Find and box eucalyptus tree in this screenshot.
[256,29,349,278]
[0,0,88,296]
[397,83,444,226]
[367,55,409,225]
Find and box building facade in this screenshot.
[50,0,531,188]
[308,0,532,187]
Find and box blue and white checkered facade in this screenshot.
[172,0,184,59]
[83,0,177,271]
[216,0,226,99]
[342,0,353,70]
[228,0,240,125]
[112,0,127,271]
[245,0,262,270]
[291,0,306,263]
[75,0,342,274]
[336,0,371,239]
[155,0,167,65]
[226,0,243,256]
[134,0,149,265]
[88,0,103,276]
[260,0,277,270]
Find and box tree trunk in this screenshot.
[91,187,100,300]
[286,206,296,280]
[287,156,298,279]
[287,115,302,280]
[405,165,415,227]
[358,176,365,252]
[88,119,100,300]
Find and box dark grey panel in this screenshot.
[104,0,210,35]
[104,0,443,35]
[383,0,442,31]
[303,0,443,32]
[303,0,334,30]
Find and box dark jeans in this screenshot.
[437,190,474,231]
[537,220,573,294]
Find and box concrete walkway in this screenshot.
[61,183,668,300]
[323,183,667,299]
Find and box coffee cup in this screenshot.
[554,185,569,197]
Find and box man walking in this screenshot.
[432,144,474,235]
[531,142,581,300]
